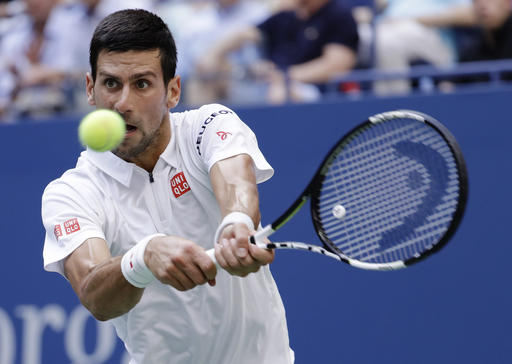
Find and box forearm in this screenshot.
[73,256,143,321]
[212,156,261,227]
[210,154,274,275]
[64,238,144,322]
[288,45,357,84]
[416,5,477,27]
[211,27,262,60]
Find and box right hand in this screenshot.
[144,235,217,291]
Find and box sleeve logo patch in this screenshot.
[196,109,233,156]
[54,224,63,240]
[170,172,191,198]
[64,218,81,235]
[216,131,232,140]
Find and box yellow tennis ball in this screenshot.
[78,109,126,152]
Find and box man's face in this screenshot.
[474,0,511,30]
[86,49,180,162]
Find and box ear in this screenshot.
[166,76,181,109]
[85,73,96,106]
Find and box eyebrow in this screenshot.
[129,71,158,81]
[97,71,158,81]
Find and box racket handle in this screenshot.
[205,248,220,269]
[205,224,275,269]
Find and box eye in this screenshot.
[136,79,150,89]
[104,78,118,89]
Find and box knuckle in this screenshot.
[171,255,186,267]
[183,243,197,254]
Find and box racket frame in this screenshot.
[308,110,468,268]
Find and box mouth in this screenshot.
[125,123,138,135]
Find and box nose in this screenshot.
[114,85,133,115]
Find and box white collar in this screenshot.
[84,118,178,187]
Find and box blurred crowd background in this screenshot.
[0,0,511,123]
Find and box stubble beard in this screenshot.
[113,122,162,161]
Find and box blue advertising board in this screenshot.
[1,89,511,363]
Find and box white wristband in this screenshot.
[214,212,254,246]
[121,233,165,288]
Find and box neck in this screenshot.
[298,0,329,19]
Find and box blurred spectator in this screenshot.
[157,0,270,106]
[0,0,25,18]
[195,0,359,105]
[0,0,65,120]
[0,0,154,121]
[46,0,154,112]
[373,0,477,95]
[50,0,154,72]
[460,0,512,61]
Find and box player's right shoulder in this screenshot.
[42,153,102,200]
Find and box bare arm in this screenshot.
[210,154,274,276]
[416,5,477,27]
[288,43,357,84]
[64,238,143,321]
[65,235,217,321]
[196,27,263,75]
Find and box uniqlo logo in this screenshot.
[64,218,80,235]
[54,224,63,240]
[170,172,191,198]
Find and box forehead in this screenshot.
[96,49,163,78]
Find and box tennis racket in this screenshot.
[206,110,468,271]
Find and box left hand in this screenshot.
[214,222,274,277]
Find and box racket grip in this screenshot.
[205,248,220,269]
[205,225,274,269]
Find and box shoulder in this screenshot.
[258,10,295,31]
[323,1,355,21]
[172,103,239,130]
[42,155,103,205]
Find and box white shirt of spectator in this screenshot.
[41,104,293,364]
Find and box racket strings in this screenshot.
[316,118,461,264]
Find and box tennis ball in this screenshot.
[78,109,126,152]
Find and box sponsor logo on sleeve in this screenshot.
[216,131,232,140]
[196,109,233,156]
[54,224,63,240]
[64,218,81,235]
[170,172,191,198]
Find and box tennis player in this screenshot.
[41,9,292,364]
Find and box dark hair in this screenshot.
[89,9,177,85]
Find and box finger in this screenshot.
[231,237,250,260]
[165,265,197,291]
[230,238,257,267]
[219,238,242,270]
[158,271,186,291]
[184,264,210,286]
[196,251,218,282]
[247,239,275,265]
[214,241,229,270]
